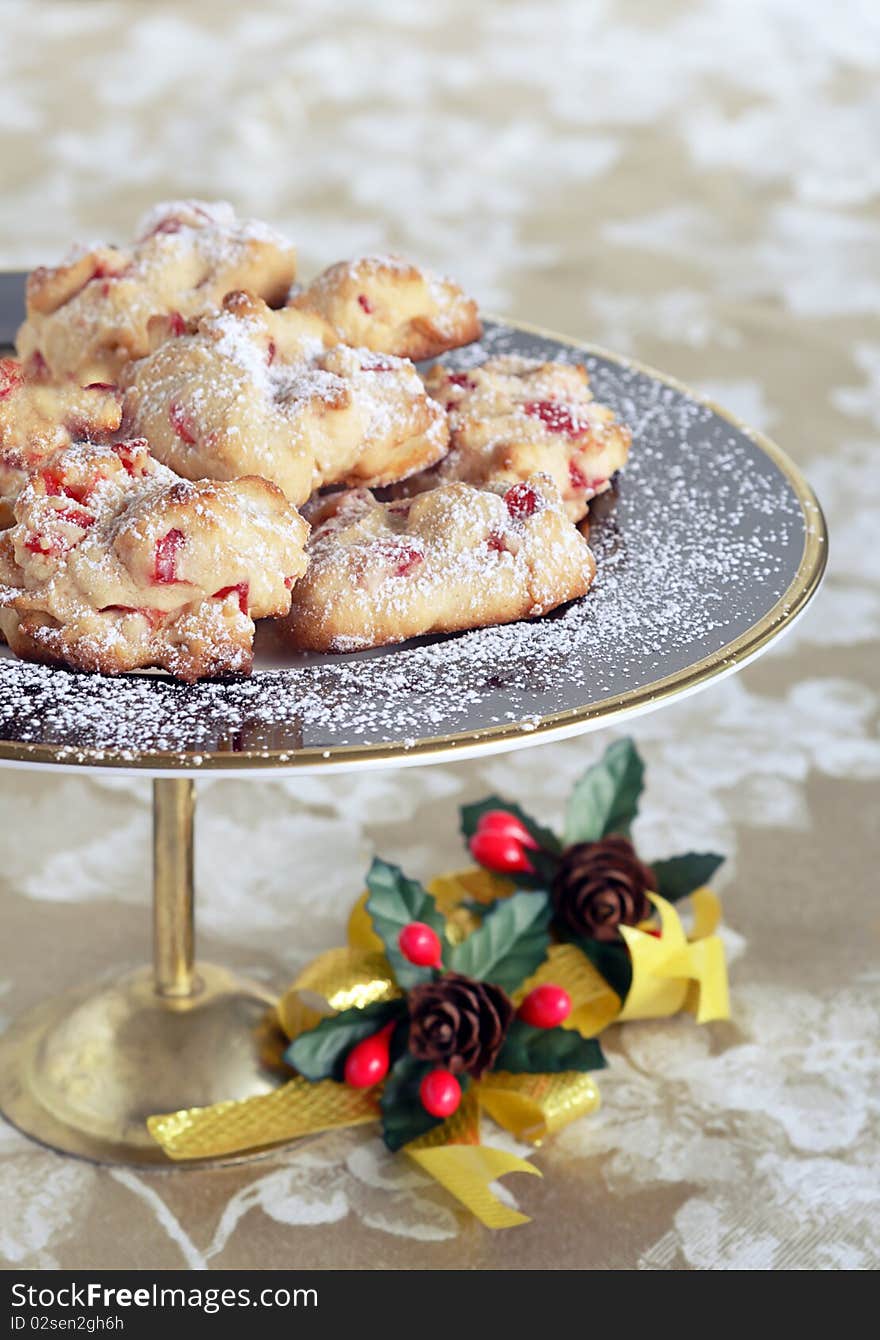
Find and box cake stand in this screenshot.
[0,300,827,1166]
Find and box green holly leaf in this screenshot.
[564,738,645,844]
[460,796,562,858]
[365,858,447,989]
[447,890,551,991]
[284,999,404,1082]
[651,852,725,903]
[493,1020,607,1075]
[574,937,633,1001]
[381,1053,469,1152]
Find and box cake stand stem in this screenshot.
[153,778,197,998]
[0,777,286,1165]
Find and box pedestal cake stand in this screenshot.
[0,306,827,1166]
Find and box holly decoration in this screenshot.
[285,856,605,1152]
[461,738,724,1001]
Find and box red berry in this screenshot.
[419,1068,461,1118]
[398,921,442,968]
[100,604,165,630]
[212,581,250,615]
[111,441,146,476]
[476,810,540,849]
[168,401,197,444]
[469,829,535,874]
[153,528,185,583]
[343,1022,395,1088]
[447,372,476,390]
[53,505,95,530]
[518,984,572,1029]
[504,481,539,520]
[357,293,374,314]
[391,545,423,577]
[0,358,23,401]
[486,530,508,553]
[568,459,604,492]
[168,311,187,337]
[524,400,587,438]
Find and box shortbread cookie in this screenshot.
[284,472,595,652]
[0,439,308,681]
[288,254,481,360]
[16,200,296,385]
[123,292,449,505]
[0,358,122,527]
[406,356,631,522]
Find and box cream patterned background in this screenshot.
[1,0,878,1269]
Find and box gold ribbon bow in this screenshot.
[148,871,728,1228]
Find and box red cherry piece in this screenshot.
[24,534,59,556]
[84,381,117,392]
[569,459,605,492]
[143,216,183,240]
[168,310,187,337]
[284,574,298,589]
[100,605,166,630]
[504,481,539,521]
[169,402,197,444]
[392,545,423,577]
[469,828,535,874]
[398,921,443,968]
[476,809,540,849]
[212,581,250,615]
[343,1022,395,1088]
[0,358,24,399]
[153,528,185,583]
[519,984,572,1029]
[357,293,374,314]
[486,530,508,553]
[569,459,588,489]
[111,441,144,476]
[524,400,588,438]
[447,372,476,390]
[420,1069,461,1119]
[266,339,276,366]
[53,505,95,529]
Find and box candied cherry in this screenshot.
[169,402,197,445]
[0,358,23,400]
[357,293,374,314]
[153,528,185,583]
[212,582,250,615]
[524,400,587,438]
[447,372,476,390]
[392,545,424,577]
[504,481,539,520]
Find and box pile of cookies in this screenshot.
[0,201,631,682]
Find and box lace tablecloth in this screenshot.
[1,0,877,1270]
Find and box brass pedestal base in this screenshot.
[0,963,283,1166]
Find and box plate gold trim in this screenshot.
[0,317,828,773]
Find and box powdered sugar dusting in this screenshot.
[0,324,815,766]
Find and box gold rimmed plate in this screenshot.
[0,294,827,774]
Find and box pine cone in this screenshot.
[408,973,514,1078]
[552,836,655,942]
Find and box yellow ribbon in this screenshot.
[619,890,729,1024]
[147,871,728,1227]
